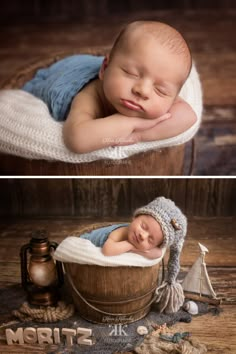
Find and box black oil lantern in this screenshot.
[20,230,64,306]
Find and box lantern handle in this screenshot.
[20,243,31,290]
[50,241,64,286]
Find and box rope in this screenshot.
[12,301,74,323]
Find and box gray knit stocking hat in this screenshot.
[134,196,187,313]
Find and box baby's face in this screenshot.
[128,214,164,252]
[100,36,187,119]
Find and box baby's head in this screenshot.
[131,196,187,284]
[128,214,164,252]
[99,21,192,119]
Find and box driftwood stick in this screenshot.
[184,292,222,305]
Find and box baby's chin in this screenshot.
[116,105,143,118]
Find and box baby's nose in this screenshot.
[132,80,151,99]
[139,229,149,240]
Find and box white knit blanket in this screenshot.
[53,236,164,267]
[0,64,202,162]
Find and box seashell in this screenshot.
[137,326,148,335]
[183,301,199,315]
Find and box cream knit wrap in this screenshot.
[53,236,164,267]
[0,64,202,162]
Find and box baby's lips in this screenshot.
[121,99,144,112]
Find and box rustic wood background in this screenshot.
[1,0,236,25]
[0,8,235,175]
[0,178,235,217]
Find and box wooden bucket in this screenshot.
[64,262,160,324]
[1,47,187,176]
[60,221,161,324]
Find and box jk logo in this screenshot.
[109,324,128,337]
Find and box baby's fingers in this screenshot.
[155,112,171,124]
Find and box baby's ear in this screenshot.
[99,55,109,80]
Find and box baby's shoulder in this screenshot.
[74,79,98,101]
[70,79,103,115]
[109,225,129,241]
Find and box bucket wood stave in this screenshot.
[1,47,186,176]
[64,262,160,324]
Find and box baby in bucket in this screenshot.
[80,196,187,313]
[23,21,198,154]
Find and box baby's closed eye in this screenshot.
[154,86,169,97]
[122,68,139,78]
[141,222,148,230]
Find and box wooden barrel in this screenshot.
[64,262,160,324]
[0,145,185,176]
[59,221,161,324]
[1,47,187,176]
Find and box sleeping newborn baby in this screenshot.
[23,21,197,154]
[80,197,188,313]
[81,217,163,260]
[80,196,187,261]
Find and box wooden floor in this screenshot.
[0,216,235,353]
[0,10,235,175]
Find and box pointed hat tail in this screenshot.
[155,281,185,313]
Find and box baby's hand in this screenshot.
[134,113,171,132]
[131,247,162,259]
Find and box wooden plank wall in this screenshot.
[0,179,235,218]
[1,0,235,24]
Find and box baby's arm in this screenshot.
[102,227,163,259]
[102,238,134,256]
[135,98,197,143]
[131,247,163,260]
[63,83,170,154]
[102,226,137,256]
[64,112,167,154]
